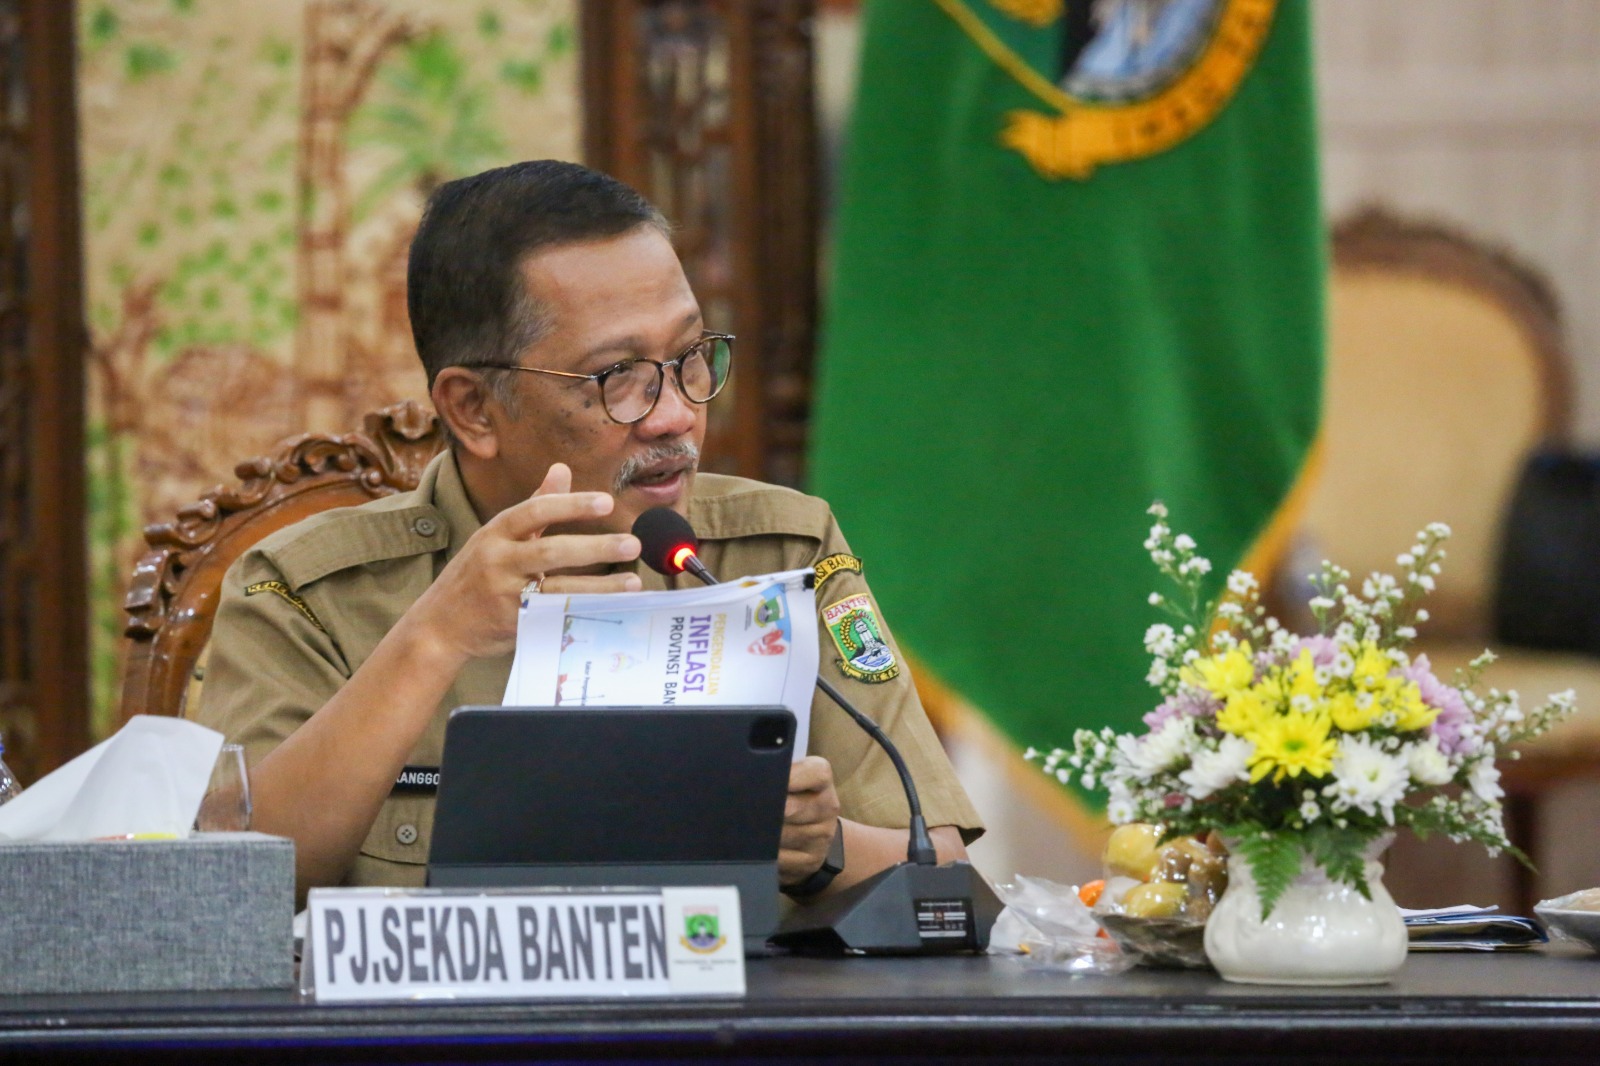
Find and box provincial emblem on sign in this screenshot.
[681,907,726,954]
[823,594,899,684]
[935,0,1279,179]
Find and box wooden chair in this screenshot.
[1300,207,1600,912]
[119,401,446,723]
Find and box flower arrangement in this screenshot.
[1032,504,1576,918]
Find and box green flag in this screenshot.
[809,0,1323,764]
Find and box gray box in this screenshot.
[0,831,295,994]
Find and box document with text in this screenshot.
[502,569,818,757]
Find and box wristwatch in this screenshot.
[783,818,845,899]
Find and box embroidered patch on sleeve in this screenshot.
[244,580,327,633]
[813,552,863,592]
[822,593,899,683]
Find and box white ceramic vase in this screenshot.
[1203,837,1408,985]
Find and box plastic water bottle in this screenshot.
[0,735,21,805]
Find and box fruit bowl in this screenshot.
[1534,888,1600,953]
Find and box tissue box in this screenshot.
[0,832,295,994]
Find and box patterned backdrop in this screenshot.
[79,0,580,735]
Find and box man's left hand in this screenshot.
[779,756,841,886]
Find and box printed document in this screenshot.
[502,569,817,756]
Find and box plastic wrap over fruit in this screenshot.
[987,875,1135,975]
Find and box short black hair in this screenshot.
[407,160,668,388]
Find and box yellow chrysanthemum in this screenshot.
[1247,710,1337,783]
[1284,649,1321,701]
[1328,690,1378,733]
[1216,688,1271,737]
[1254,643,1318,710]
[1390,680,1439,732]
[1182,644,1255,700]
[1351,643,1393,691]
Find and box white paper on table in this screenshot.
[1399,905,1499,918]
[0,715,223,841]
[502,568,818,758]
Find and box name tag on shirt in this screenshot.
[393,766,440,794]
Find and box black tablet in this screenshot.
[427,706,795,945]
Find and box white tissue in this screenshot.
[0,715,224,841]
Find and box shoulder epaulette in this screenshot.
[257,502,450,592]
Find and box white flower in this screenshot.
[1327,735,1410,822]
[1149,592,1164,606]
[1145,659,1170,686]
[1107,792,1135,825]
[1143,624,1178,657]
[1227,570,1258,596]
[1468,760,1504,805]
[1119,716,1197,778]
[1190,557,1212,575]
[1309,596,1336,611]
[1299,798,1321,822]
[1405,739,1454,785]
[1178,735,1254,800]
[1174,534,1196,551]
[1148,502,1169,519]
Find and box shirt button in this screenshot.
[412,517,439,538]
[395,823,419,846]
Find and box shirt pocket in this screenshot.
[350,792,434,885]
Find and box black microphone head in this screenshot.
[632,506,700,576]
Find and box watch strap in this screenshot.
[783,818,845,899]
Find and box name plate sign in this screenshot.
[302,886,744,1002]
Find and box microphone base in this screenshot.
[768,861,1002,955]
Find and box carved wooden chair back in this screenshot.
[119,401,446,723]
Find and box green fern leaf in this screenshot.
[1305,825,1373,900]
[1231,829,1303,920]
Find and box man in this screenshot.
[198,160,982,903]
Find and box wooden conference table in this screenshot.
[2,946,1597,1064]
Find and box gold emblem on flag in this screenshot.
[936,0,1279,180]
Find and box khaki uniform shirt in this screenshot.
[197,451,983,889]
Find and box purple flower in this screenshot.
[1143,688,1221,730]
[1290,634,1340,668]
[1402,655,1474,755]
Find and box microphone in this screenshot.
[631,506,1001,954]
[631,505,715,586]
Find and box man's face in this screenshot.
[484,226,708,536]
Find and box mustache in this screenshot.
[613,441,700,495]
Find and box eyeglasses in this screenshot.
[460,332,734,425]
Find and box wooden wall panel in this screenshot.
[581,0,818,488]
[0,0,89,783]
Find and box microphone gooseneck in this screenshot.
[814,678,937,865]
[632,505,936,866]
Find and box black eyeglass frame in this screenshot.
[455,331,734,425]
